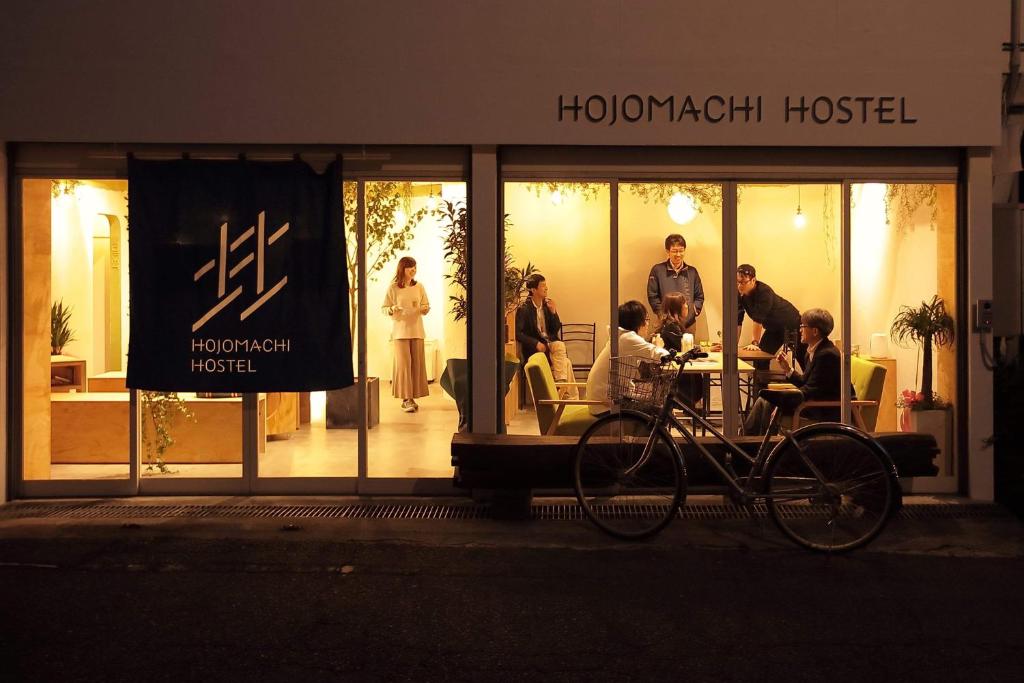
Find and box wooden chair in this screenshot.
[790,356,887,432]
[523,352,602,436]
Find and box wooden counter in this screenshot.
[50,392,265,464]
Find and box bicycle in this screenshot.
[572,348,900,552]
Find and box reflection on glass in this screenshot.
[852,183,957,480]
[23,179,132,481]
[504,182,611,437]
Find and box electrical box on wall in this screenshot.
[992,205,1024,336]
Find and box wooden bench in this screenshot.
[451,431,939,515]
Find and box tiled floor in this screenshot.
[47,383,477,481]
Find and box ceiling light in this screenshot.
[667,192,697,225]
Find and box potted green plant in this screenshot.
[890,294,956,475]
[50,299,75,355]
[437,200,532,428]
[140,391,196,474]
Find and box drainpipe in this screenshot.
[1008,0,1021,122]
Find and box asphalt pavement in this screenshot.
[1,498,1023,682]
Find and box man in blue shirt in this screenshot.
[647,234,704,332]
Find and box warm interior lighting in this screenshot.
[793,186,806,229]
[549,189,563,206]
[667,192,697,225]
[394,208,407,226]
[310,391,326,426]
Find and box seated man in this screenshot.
[587,300,670,415]
[743,307,855,435]
[514,273,576,398]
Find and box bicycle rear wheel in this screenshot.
[573,410,685,540]
[765,426,896,552]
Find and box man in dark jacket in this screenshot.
[743,308,855,434]
[647,234,704,331]
[736,263,801,356]
[515,273,562,362]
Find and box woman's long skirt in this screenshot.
[392,338,429,399]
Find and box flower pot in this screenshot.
[909,408,953,477]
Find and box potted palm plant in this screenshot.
[890,294,956,475]
[50,299,75,355]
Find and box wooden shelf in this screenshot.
[50,356,86,392]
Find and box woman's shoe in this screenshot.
[410,399,419,412]
[401,400,416,413]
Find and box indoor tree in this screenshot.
[890,294,955,410]
[343,181,430,340]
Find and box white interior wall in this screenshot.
[618,186,724,343]
[851,183,954,400]
[737,185,843,345]
[50,182,130,377]
[504,184,612,353]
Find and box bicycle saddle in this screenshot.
[758,388,805,412]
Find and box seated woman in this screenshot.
[654,292,703,408]
[586,300,669,415]
[743,307,855,435]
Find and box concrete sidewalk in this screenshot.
[1,495,1021,558]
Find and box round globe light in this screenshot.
[549,189,563,206]
[667,192,698,225]
[793,209,807,229]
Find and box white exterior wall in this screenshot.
[0,1,1004,147]
[0,1,1007,499]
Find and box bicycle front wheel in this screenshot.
[573,410,685,540]
[765,425,896,553]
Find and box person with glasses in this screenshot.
[735,263,801,358]
[743,308,855,435]
[647,234,704,332]
[586,300,669,416]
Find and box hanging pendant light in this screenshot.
[668,192,698,225]
[793,186,807,229]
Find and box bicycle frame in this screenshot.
[626,376,830,505]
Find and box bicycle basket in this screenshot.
[608,355,678,411]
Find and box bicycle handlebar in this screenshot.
[660,347,709,365]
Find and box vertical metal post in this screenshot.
[840,182,852,425]
[721,182,739,436]
[357,180,368,483]
[0,144,8,502]
[469,146,500,433]
[129,390,140,493]
[242,393,257,489]
[610,180,619,358]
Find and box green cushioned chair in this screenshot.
[523,352,602,436]
[791,355,887,432]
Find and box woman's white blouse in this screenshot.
[382,282,430,339]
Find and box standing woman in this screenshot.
[383,256,430,413]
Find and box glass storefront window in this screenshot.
[735,183,842,436]
[619,182,724,431]
[851,183,958,477]
[22,179,133,480]
[256,180,468,479]
[503,181,611,437]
